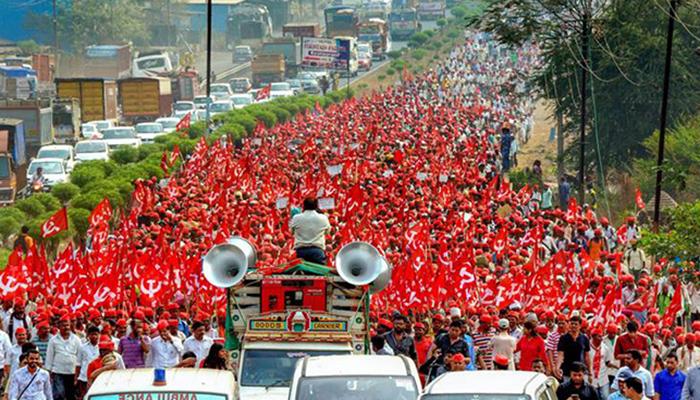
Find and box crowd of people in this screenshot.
[0,28,698,400]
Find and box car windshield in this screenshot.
[93,121,111,131]
[0,157,9,178]
[136,124,163,133]
[173,103,193,111]
[102,129,135,139]
[210,103,232,112]
[232,96,252,105]
[211,85,230,94]
[287,80,301,88]
[75,142,106,153]
[422,396,531,400]
[235,47,250,55]
[37,149,70,160]
[157,119,178,129]
[271,82,291,91]
[81,125,96,133]
[231,79,249,87]
[29,161,63,175]
[295,376,419,400]
[240,350,349,387]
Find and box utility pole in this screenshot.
[167,0,172,47]
[53,0,58,73]
[578,4,589,205]
[653,0,679,229]
[205,0,213,134]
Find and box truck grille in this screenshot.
[0,188,14,202]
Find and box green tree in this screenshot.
[641,200,700,259]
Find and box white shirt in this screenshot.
[45,333,81,374]
[8,344,22,376]
[183,336,213,363]
[291,210,331,249]
[589,341,614,388]
[8,367,52,400]
[3,315,32,344]
[149,336,183,368]
[76,342,99,382]
[0,330,12,367]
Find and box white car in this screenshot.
[269,82,295,98]
[193,95,215,109]
[36,145,76,172]
[210,83,233,101]
[419,371,558,400]
[230,94,253,109]
[191,109,209,122]
[101,127,141,150]
[74,140,110,162]
[208,101,233,116]
[80,123,101,139]
[172,101,196,119]
[87,120,115,133]
[26,158,69,187]
[134,122,166,143]
[155,117,180,133]
[288,355,421,400]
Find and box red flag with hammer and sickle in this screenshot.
[41,207,68,238]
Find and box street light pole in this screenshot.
[205,0,213,134]
[653,0,678,229]
[578,5,589,205]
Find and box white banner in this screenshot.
[302,37,338,67]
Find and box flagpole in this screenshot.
[205,0,213,135]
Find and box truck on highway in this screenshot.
[388,7,420,40]
[324,5,359,38]
[201,238,391,400]
[360,0,391,21]
[0,99,53,146]
[117,77,173,124]
[57,44,132,79]
[252,54,285,87]
[227,4,273,50]
[260,39,302,79]
[283,23,322,38]
[417,0,445,19]
[55,78,119,123]
[132,50,175,78]
[0,118,26,205]
[52,98,81,144]
[358,19,391,60]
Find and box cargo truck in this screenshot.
[57,44,132,79]
[251,54,285,87]
[358,19,390,60]
[201,238,391,400]
[324,5,359,38]
[52,99,81,144]
[117,77,173,124]
[55,78,119,123]
[0,118,27,205]
[417,0,446,19]
[282,23,322,38]
[260,39,301,78]
[0,99,52,146]
[227,4,273,50]
[388,7,420,40]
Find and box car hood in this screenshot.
[76,153,108,161]
[104,138,140,147]
[239,386,289,400]
[137,132,165,140]
[27,173,67,184]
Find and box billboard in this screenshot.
[301,37,352,70]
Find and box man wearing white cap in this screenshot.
[491,319,517,370]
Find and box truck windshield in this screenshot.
[136,57,166,69]
[0,157,9,178]
[37,149,71,160]
[89,393,228,400]
[295,376,419,400]
[422,396,531,400]
[240,349,349,387]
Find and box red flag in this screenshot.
[176,112,191,131]
[635,188,646,210]
[41,207,69,238]
[256,84,271,101]
[89,198,112,227]
[663,284,683,325]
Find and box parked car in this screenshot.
[419,371,558,400]
[270,82,295,98]
[233,45,253,63]
[230,94,253,109]
[210,83,233,101]
[135,122,166,143]
[101,127,141,149]
[87,120,115,133]
[193,95,215,110]
[74,140,110,162]
[155,117,180,133]
[358,42,373,59]
[172,101,195,119]
[26,158,69,188]
[81,123,101,139]
[230,78,253,94]
[289,355,421,400]
[209,101,233,116]
[286,79,303,95]
[36,145,76,172]
[192,109,208,121]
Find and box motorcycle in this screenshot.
[19,177,51,198]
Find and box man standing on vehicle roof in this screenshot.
[291,197,331,265]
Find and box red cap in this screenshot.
[133,311,145,320]
[556,314,568,322]
[591,328,603,336]
[686,333,696,343]
[167,303,179,311]
[88,309,101,320]
[156,320,168,331]
[59,314,71,322]
[432,314,445,321]
[98,335,114,350]
[692,321,700,331]
[36,321,50,329]
[480,314,492,323]
[15,327,27,335]
[104,309,117,318]
[535,325,549,335]
[451,353,466,362]
[14,297,26,307]
[378,318,393,329]
[160,311,171,320]
[606,324,618,334]
[116,318,127,327]
[414,322,425,330]
[168,319,178,327]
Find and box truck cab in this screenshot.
[0,118,26,205]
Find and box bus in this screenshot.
[324,5,359,38]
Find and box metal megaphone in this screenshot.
[335,241,386,286]
[369,256,392,294]
[202,237,256,288]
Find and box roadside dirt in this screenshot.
[516,100,559,183]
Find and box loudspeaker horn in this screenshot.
[202,237,256,288]
[335,241,384,286]
[369,256,392,294]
